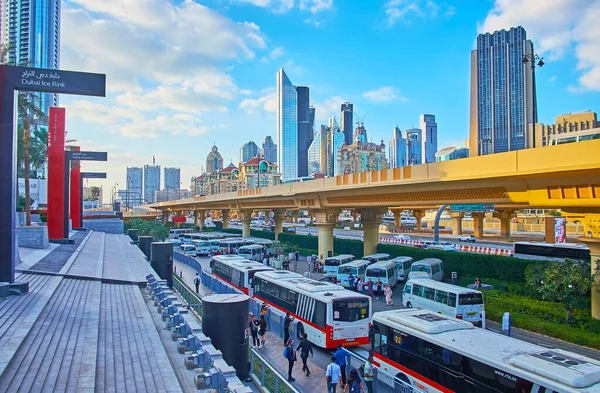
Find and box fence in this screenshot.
[249,349,300,393]
[173,274,202,316]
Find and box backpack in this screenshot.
[283,346,289,359]
[358,363,365,377]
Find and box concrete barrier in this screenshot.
[16,225,49,249]
[83,218,124,234]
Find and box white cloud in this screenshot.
[479,0,600,91]
[299,0,334,14]
[550,75,557,83]
[240,0,333,14]
[363,86,407,103]
[63,100,143,124]
[120,115,211,138]
[260,46,285,63]
[239,88,277,113]
[384,0,453,26]
[314,96,346,125]
[304,18,324,27]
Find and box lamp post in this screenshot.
[126,176,132,211]
[522,53,544,146]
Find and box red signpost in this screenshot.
[47,107,66,240]
[69,146,81,229]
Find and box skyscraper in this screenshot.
[309,106,315,132]
[240,141,259,163]
[4,0,61,116]
[420,114,437,163]
[296,85,311,178]
[206,145,224,174]
[341,102,354,145]
[277,68,299,181]
[307,127,323,175]
[469,26,537,156]
[406,129,423,165]
[389,126,407,168]
[331,122,345,176]
[164,167,181,190]
[262,136,277,163]
[125,167,143,207]
[143,165,160,204]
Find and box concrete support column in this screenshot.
[273,209,286,241]
[413,210,425,232]
[544,216,556,243]
[161,211,168,225]
[358,208,385,257]
[197,210,205,229]
[579,238,600,319]
[291,210,298,223]
[314,210,339,261]
[240,210,252,238]
[175,211,182,228]
[493,211,515,238]
[391,209,401,227]
[222,209,230,229]
[450,212,464,236]
[472,213,484,238]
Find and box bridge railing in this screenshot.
[249,348,300,393]
[173,274,203,316]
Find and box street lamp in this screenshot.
[126,176,132,211]
[522,53,544,69]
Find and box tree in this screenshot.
[525,259,600,324]
[125,219,169,241]
[90,186,101,201]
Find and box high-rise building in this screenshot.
[240,141,259,163]
[277,68,299,182]
[296,85,312,178]
[206,145,224,174]
[389,126,407,168]
[337,122,389,174]
[4,0,61,116]
[125,167,143,207]
[341,102,354,145]
[469,26,537,156]
[143,165,160,204]
[332,123,345,176]
[164,167,181,190]
[531,111,599,147]
[406,129,423,165]
[262,136,277,164]
[435,146,469,162]
[309,106,315,132]
[308,126,327,175]
[420,114,438,163]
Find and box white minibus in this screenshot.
[410,258,444,281]
[402,278,485,325]
[362,253,391,265]
[180,244,197,257]
[192,240,212,256]
[237,244,265,262]
[390,256,413,281]
[323,254,355,278]
[365,260,398,288]
[336,260,370,288]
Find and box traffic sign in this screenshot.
[81,172,107,179]
[449,204,495,212]
[66,151,108,161]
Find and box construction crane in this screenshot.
[355,112,368,128]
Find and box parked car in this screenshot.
[394,234,411,241]
[422,241,434,249]
[427,242,456,251]
[458,234,477,242]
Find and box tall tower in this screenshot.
[469,26,537,156]
[389,126,407,168]
[262,136,277,163]
[405,129,423,165]
[420,114,437,163]
[296,86,311,178]
[5,0,61,117]
[340,102,354,145]
[276,68,301,181]
[164,167,181,190]
[143,165,160,204]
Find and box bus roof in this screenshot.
[339,260,370,267]
[374,309,600,391]
[406,278,482,295]
[514,241,589,250]
[366,260,397,269]
[389,256,414,262]
[325,254,355,260]
[212,255,247,261]
[412,258,442,266]
[363,253,390,259]
[239,244,264,250]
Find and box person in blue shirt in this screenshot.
[326,356,342,393]
[334,344,349,388]
[348,273,355,291]
[285,338,297,382]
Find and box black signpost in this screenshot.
[0,65,106,286]
[64,152,108,239]
[80,172,107,229]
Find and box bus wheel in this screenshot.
[296,322,305,340]
[406,302,412,308]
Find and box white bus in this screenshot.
[180,232,200,244]
[411,258,444,281]
[336,260,370,288]
[169,228,193,239]
[324,254,356,278]
[191,240,212,256]
[253,270,372,349]
[513,242,590,262]
[180,244,197,257]
[390,256,414,282]
[365,260,398,288]
[210,255,274,295]
[371,308,600,393]
[362,253,391,265]
[402,279,484,325]
[218,238,252,252]
[238,244,265,262]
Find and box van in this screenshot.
[410,258,444,281]
[181,244,197,257]
[336,260,370,288]
[362,253,391,265]
[365,260,398,288]
[390,256,414,282]
[193,240,212,256]
[238,244,265,262]
[402,278,485,326]
[323,254,355,278]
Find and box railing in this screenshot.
[173,274,203,316]
[249,348,300,393]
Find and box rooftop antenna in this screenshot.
[152,156,155,165]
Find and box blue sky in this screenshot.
[60,0,600,201]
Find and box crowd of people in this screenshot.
[345,274,394,306]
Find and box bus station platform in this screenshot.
[0,231,200,393]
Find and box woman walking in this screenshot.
[384,284,393,306]
[259,314,268,345]
[376,279,383,300]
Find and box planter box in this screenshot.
[83,218,124,234]
[16,225,49,249]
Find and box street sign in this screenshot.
[449,204,495,212]
[81,172,107,179]
[67,151,108,161]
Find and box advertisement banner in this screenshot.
[17,178,47,207]
[554,217,567,243]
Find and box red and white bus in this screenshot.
[371,308,600,393]
[252,270,372,349]
[210,255,274,295]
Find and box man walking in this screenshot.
[348,273,355,291]
[296,333,314,376]
[283,312,294,346]
[363,355,375,393]
[285,338,297,382]
[334,344,349,388]
[193,273,200,294]
[326,356,341,393]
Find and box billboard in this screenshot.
[554,217,566,243]
[17,178,47,208]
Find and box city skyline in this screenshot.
[57,1,600,200]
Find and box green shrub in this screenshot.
[278,233,318,250]
[334,238,364,259]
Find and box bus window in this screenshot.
[333,299,369,322]
[458,293,484,305]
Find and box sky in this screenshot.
[59,0,600,203]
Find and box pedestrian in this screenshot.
[384,284,393,306]
[283,312,294,346]
[363,355,375,393]
[249,314,260,348]
[367,278,374,298]
[326,356,341,393]
[296,333,314,376]
[376,279,383,300]
[258,314,268,345]
[348,273,355,291]
[357,276,364,294]
[295,250,299,261]
[344,369,364,393]
[193,272,200,294]
[334,344,348,388]
[285,338,297,382]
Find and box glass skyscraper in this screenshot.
[125,167,143,207]
[143,165,160,204]
[240,141,259,163]
[469,26,537,156]
[4,0,61,117]
[420,114,438,163]
[406,129,422,165]
[262,136,277,163]
[389,126,407,168]
[163,167,181,190]
[341,102,354,145]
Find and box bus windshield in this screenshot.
[333,299,369,322]
[338,265,355,275]
[412,265,431,274]
[325,258,341,267]
[367,268,387,277]
[458,293,484,305]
